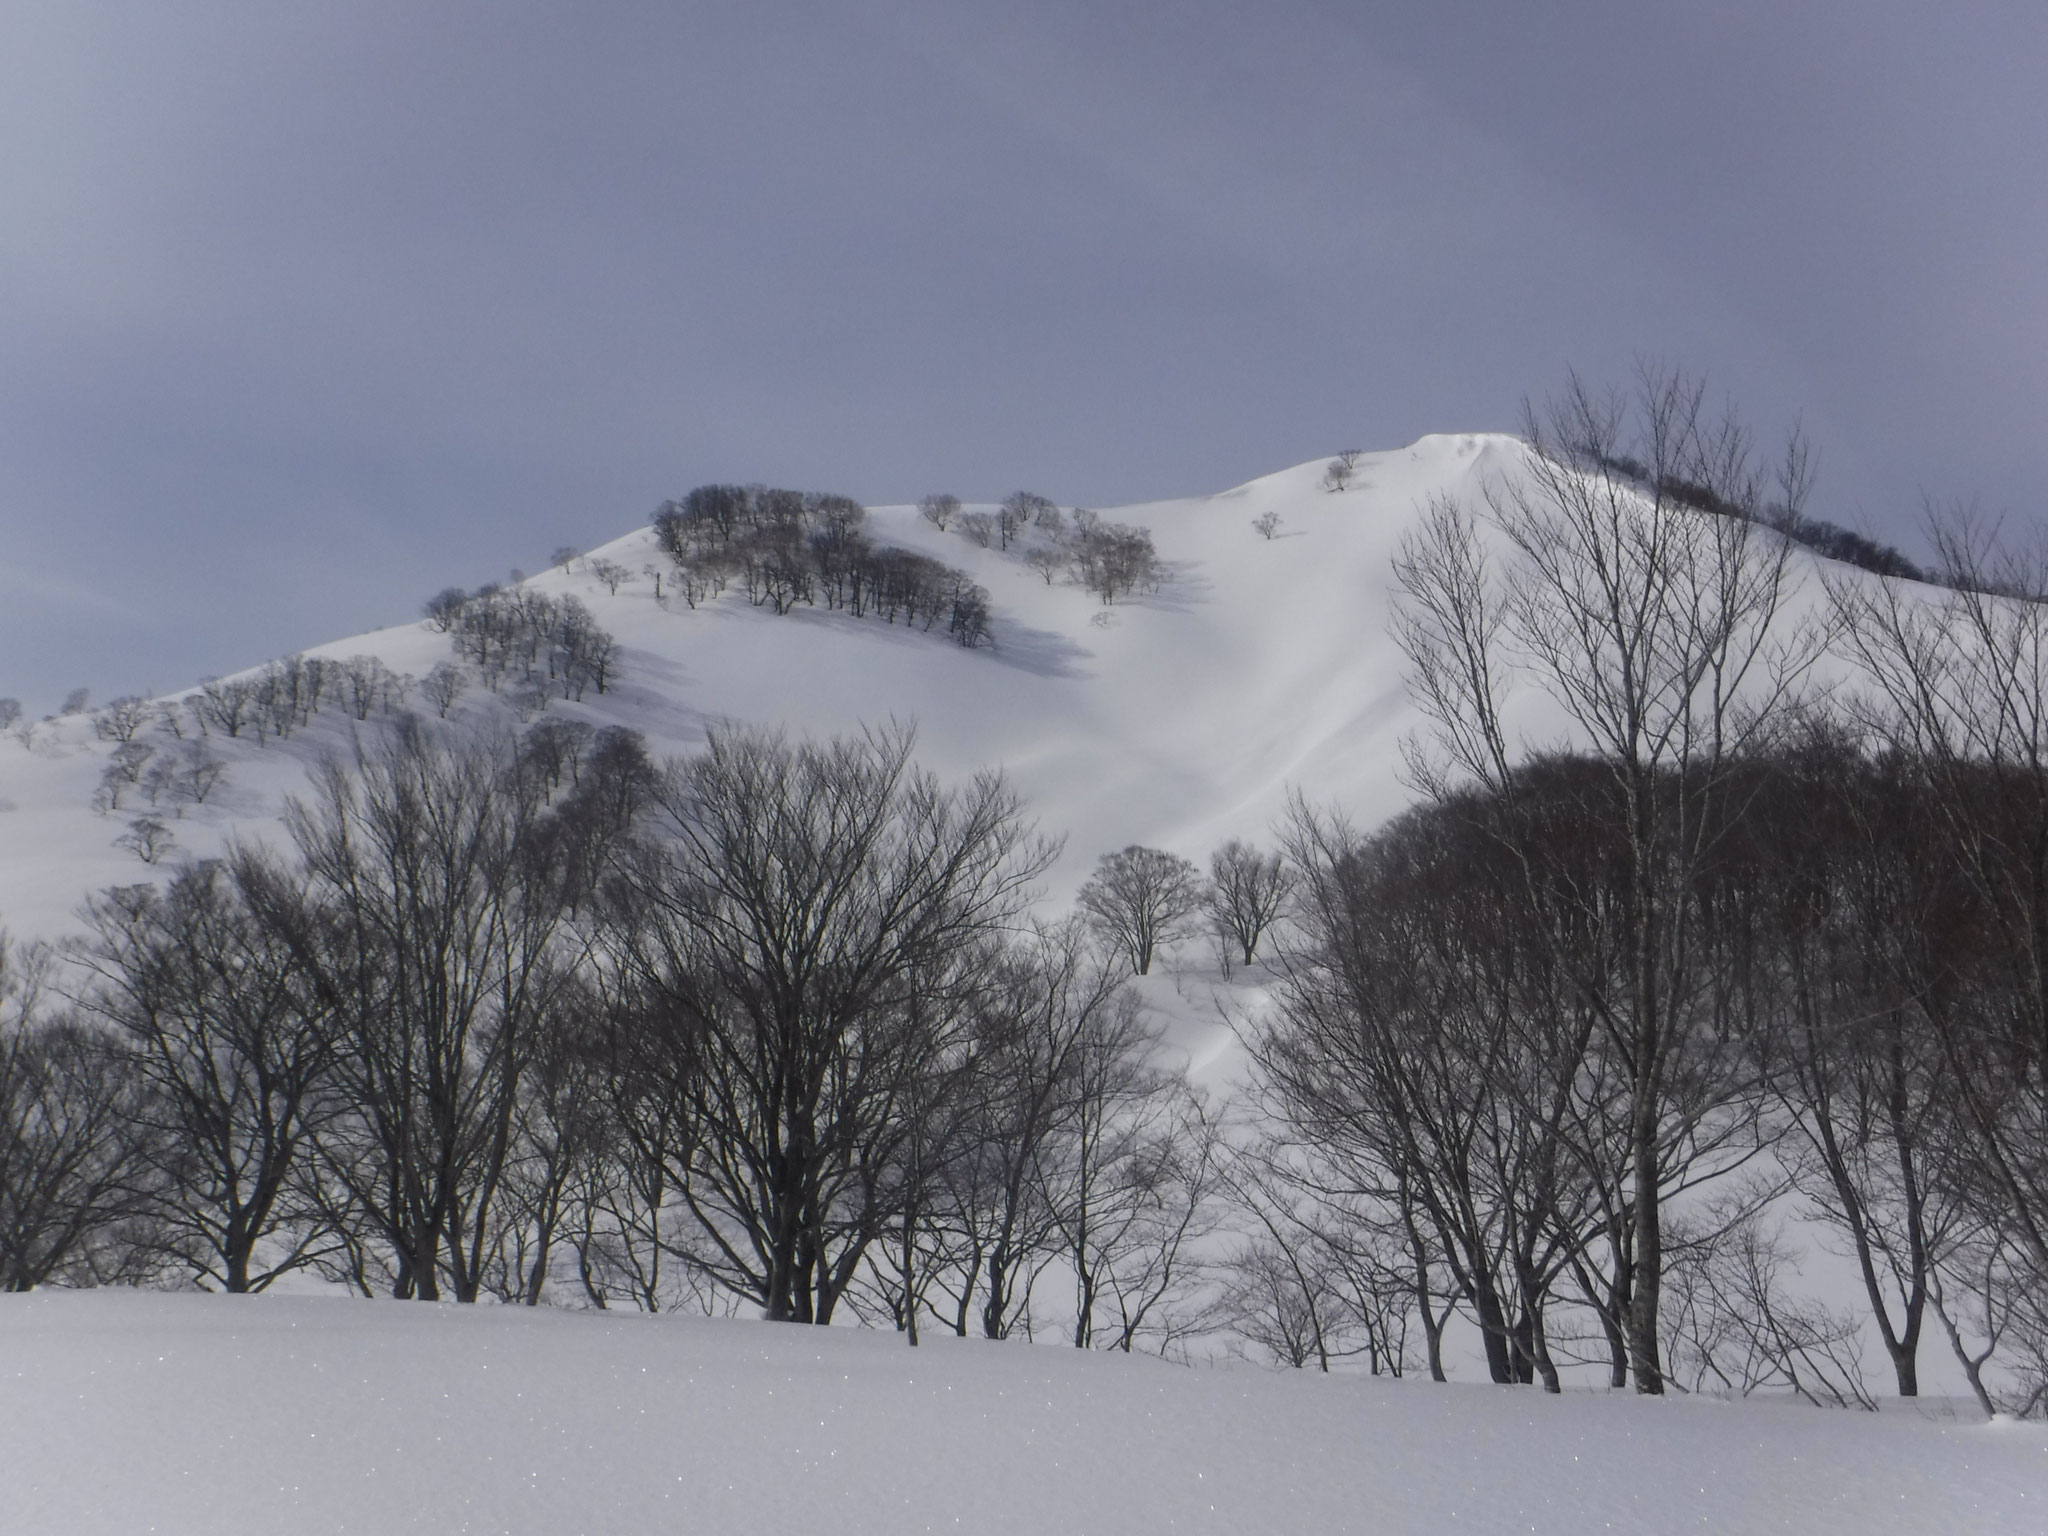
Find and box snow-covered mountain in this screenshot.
[1,433,1526,947]
[8,436,2045,1532]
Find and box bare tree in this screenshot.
[336,657,396,721]
[1830,515,2048,1303]
[1253,511,1282,540]
[1214,1133,1421,1375]
[422,661,468,718]
[1725,727,1967,1397]
[1321,450,1363,493]
[601,723,1055,1323]
[1000,493,1053,550]
[97,742,156,811]
[152,742,228,807]
[1044,1000,1221,1353]
[1073,521,1161,605]
[1078,846,1205,976]
[925,919,1128,1341]
[1206,840,1290,969]
[1826,516,2048,1412]
[588,558,632,594]
[75,862,342,1291]
[919,494,960,532]
[1390,365,1820,1393]
[114,816,176,864]
[1,936,156,1290]
[1660,1207,1875,1408]
[1025,545,1066,586]
[186,677,259,739]
[249,721,579,1301]
[93,696,153,743]
[1261,790,1631,1391]
[422,587,469,632]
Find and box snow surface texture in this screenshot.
[3,1291,2041,1536]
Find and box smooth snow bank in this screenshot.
[2,1291,2040,1535]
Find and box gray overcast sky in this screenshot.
[4,1,2045,712]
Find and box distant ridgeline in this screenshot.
[1592,451,1930,584]
[653,484,994,648]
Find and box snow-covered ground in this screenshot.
[2,1290,2040,1536]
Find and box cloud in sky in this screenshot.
[2,0,2043,709]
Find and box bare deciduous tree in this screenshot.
[1390,365,1821,1393]
[1000,493,1053,550]
[1829,513,2048,1411]
[75,863,342,1291]
[114,816,175,864]
[1078,846,1204,976]
[1073,522,1161,605]
[249,721,579,1302]
[1,936,156,1290]
[93,696,152,743]
[422,661,469,718]
[602,723,1055,1323]
[1206,840,1290,969]
[1321,450,1363,493]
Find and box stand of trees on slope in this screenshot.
[5,721,1231,1356]
[654,485,993,647]
[1282,364,2045,1414]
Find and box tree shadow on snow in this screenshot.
[985,619,1093,679]
[1131,559,1214,615]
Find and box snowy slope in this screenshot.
[0,434,1519,946]
[2,1290,2040,1536]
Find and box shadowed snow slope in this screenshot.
[1,1290,2041,1536]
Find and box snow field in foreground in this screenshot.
[2,1291,2042,1536]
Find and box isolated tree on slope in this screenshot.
[1079,846,1204,976]
[1207,840,1290,967]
